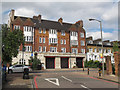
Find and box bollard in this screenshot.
[23,68,29,79]
[99,68,101,77]
[83,67,84,71]
[88,67,89,75]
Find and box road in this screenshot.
[33,70,119,89]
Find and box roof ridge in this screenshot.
[14,15,73,25]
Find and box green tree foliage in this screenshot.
[113,42,119,52]
[85,60,100,68]
[2,24,25,63]
[29,53,41,70]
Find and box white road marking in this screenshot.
[45,78,60,86]
[81,85,87,88]
[81,85,92,90]
[61,76,72,82]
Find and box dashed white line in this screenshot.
[81,85,92,90]
[81,85,88,88]
[61,76,72,82]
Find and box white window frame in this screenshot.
[80,33,84,38]
[103,49,106,53]
[14,25,20,30]
[61,39,63,44]
[61,30,65,36]
[39,37,42,43]
[43,38,45,43]
[89,48,93,53]
[81,40,85,46]
[99,48,102,53]
[39,46,42,52]
[81,49,85,53]
[64,40,66,44]
[107,49,111,53]
[72,48,78,53]
[43,28,46,34]
[39,28,42,33]
[25,46,32,52]
[43,46,46,52]
[94,48,97,52]
[61,48,66,53]
[50,47,57,52]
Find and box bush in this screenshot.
[85,60,101,68]
[29,53,41,70]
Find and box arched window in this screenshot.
[19,59,26,65]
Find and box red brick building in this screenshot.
[8,9,86,69]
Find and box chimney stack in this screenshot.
[33,15,41,23]
[75,20,83,27]
[38,14,41,23]
[58,17,63,25]
[10,9,15,22]
[33,16,38,19]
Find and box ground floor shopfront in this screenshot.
[12,51,86,69]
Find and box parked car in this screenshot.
[7,65,32,73]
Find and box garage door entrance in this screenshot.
[61,57,69,68]
[46,57,55,69]
[76,57,83,68]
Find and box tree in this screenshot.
[29,52,41,70]
[113,42,119,52]
[2,24,25,64]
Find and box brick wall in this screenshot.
[114,51,120,76]
[105,56,112,75]
[11,16,86,53]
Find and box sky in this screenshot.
[1,0,119,41]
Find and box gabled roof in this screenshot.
[86,36,93,40]
[14,16,81,31]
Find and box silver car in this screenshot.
[8,65,32,73]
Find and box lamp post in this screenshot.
[89,18,104,76]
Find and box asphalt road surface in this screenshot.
[33,71,119,90]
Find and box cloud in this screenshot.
[15,8,36,17]
[1,2,118,41]
[86,31,118,41]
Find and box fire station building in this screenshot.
[8,9,86,69]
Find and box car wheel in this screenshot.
[9,70,13,74]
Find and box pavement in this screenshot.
[2,73,33,90]
[2,68,120,90]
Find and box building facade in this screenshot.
[8,9,86,69]
[86,36,120,63]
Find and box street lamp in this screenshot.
[89,18,104,76]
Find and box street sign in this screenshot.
[31,53,33,57]
[100,53,103,58]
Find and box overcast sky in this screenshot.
[1,0,119,41]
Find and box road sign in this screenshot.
[45,78,60,86]
[100,53,103,58]
[31,53,33,57]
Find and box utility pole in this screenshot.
[89,19,104,76]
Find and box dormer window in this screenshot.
[61,30,65,36]
[71,31,78,36]
[39,28,42,33]
[43,28,46,34]
[14,25,20,30]
[49,29,57,34]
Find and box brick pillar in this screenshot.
[114,52,120,76]
[105,56,112,75]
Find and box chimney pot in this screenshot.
[75,20,83,27]
[58,17,63,24]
